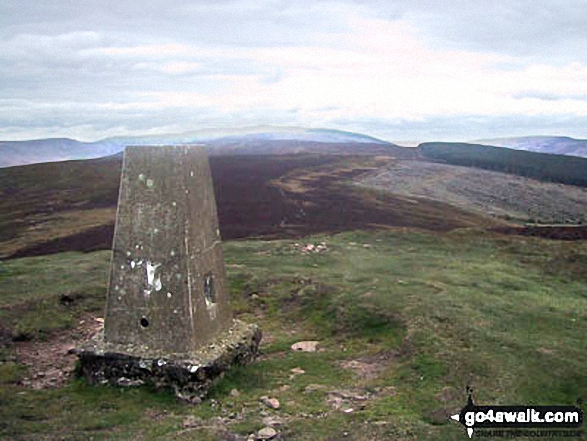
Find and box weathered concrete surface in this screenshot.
[104,145,232,354]
[77,145,261,400]
[76,320,261,403]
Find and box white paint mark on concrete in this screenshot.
[145,261,162,294]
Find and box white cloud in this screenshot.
[102,14,587,123]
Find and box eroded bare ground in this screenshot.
[359,160,587,225]
[15,315,103,389]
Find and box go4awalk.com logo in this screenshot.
[450,388,584,438]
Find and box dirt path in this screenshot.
[16,315,103,389]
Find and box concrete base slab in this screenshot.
[74,320,261,403]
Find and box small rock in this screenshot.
[117,377,144,387]
[262,415,284,426]
[304,383,326,393]
[290,367,305,375]
[337,390,368,401]
[257,427,277,439]
[291,341,318,352]
[230,388,241,397]
[328,395,343,409]
[260,396,280,410]
[342,408,354,414]
[95,317,104,323]
[182,415,201,428]
[279,384,291,392]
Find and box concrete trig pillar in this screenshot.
[76,145,260,402]
[104,145,232,354]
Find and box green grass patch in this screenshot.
[1,229,586,439]
[0,252,109,340]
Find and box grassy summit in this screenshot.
[1,228,585,440]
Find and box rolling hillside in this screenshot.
[359,160,587,225]
[0,152,495,260]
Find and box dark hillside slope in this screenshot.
[0,153,496,259]
[419,142,587,187]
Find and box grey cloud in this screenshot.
[0,1,349,47]
[3,1,586,59]
[366,0,587,63]
[0,28,270,105]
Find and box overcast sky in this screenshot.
[1,0,586,142]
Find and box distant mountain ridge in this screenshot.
[475,136,587,158]
[0,127,391,168]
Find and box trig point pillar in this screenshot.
[105,145,232,352]
[76,145,261,402]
